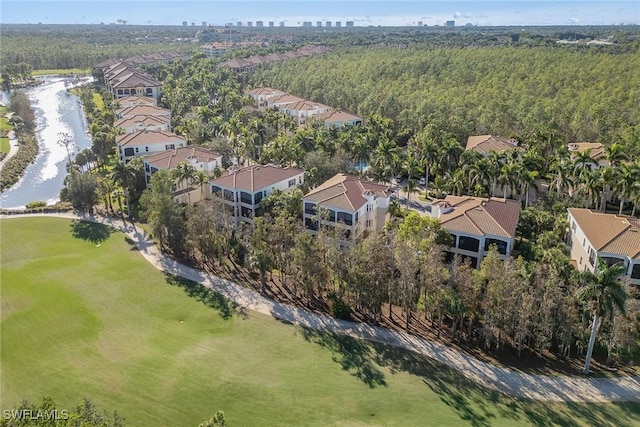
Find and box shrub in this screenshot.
[25,200,47,208]
[328,291,352,321]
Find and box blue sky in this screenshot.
[1,1,639,26]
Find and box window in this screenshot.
[458,236,480,252]
[146,88,153,94]
[223,189,234,201]
[211,185,222,197]
[484,238,508,255]
[135,147,139,153]
[117,89,123,95]
[145,147,149,152]
[601,257,625,268]
[355,212,359,222]
[631,264,640,280]
[124,147,135,157]
[366,204,373,212]
[145,163,150,173]
[165,144,176,150]
[365,219,372,227]
[305,217,318,231]
[589,248,597,266]
[254,192,263,205]
[240,206,253,218]
[583,238,586,247]
[304,202,316,215]
[571,221,576,231]
[240,191,252,204]
[337,212,353,226]
[288,179,296,187]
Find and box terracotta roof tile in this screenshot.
[144,146,222,171]
[466,135,522,155]
[437,196,521,239]
[304,174,391,211]
[569,208,640,260]
[116,131,186,148]
[210,165,304,192]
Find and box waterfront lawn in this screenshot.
[32,68,91,76]
[0,114,11,132]
[2,217,639,427]
[0,137,10,154]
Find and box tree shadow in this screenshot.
[299,327,640,426]
[69,219,114,244]
[164,272,236,320]
[299,328,387,388]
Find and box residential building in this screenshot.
[116,130,186,162]
[210,165,305,226]
[246,87,287,108]
[103,62,163,99]
[427,196,521,268]
[265,93,306,110]
[567,208,640,285]
[279,100,331,125]
[143,146,222,203]
[465,134,522,156]
[303,174,392,241]
[201,42,232,57]
[313,110,363,128]
[567,142,609,169]
[115,115,171,134]
[115,105,171,120]
[446,20,455,27]
[116,95,157,108]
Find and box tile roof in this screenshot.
[116,105,171,119]
[116,131,186,148]
[304,174,392,212]
[283,100,329,112]
[210,165,304,192]
[568,208,640,260]
[115,115,170,130]
[436,196,521,239]
[313,110,363,123]
[465,135,522,155]
[266,94,306,106]
[116,95,157,107]
[567,142,606,161]
[246,87,287,97]
[144,146,222,170]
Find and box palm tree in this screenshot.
[576,258,627,375]
[110,162,137,217]
[446,169,465,197]
[414,134,439,196]
[576,169,602,209]
[604,142,627,168]
[572,150,597,177]
[499,161,520,200]
[172,162,197,204]
[402,150,421,205]
[486,150,505,197]
[548,158,574,194]
[192,170,209,202]
[519,169,539,208]
[615,163,639,215]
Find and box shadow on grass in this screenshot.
[300,327,640,427]
[300,328,387,388]
[164,272,236,320]
[69,219,114,244]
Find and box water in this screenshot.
[0,76,93,209]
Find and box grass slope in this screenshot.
[1,217,639,427]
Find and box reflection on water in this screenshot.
[0,76,93,209]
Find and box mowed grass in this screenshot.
[0,137,10,154]
[32,68,91,76]
[1,217,639,427]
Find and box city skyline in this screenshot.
[2,1,639,27]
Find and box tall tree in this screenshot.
[576,258,628,375]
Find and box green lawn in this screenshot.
[32,68,91,76]
[0,137,10,154]
[1,217,639,427]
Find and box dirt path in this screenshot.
[0,131,19,172]
[3,212,639,402]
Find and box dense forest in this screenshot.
[252,45,640,153]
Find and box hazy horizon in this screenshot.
[1,1,639,27]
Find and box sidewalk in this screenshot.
[2,212,639,402]
[0,130,19,172]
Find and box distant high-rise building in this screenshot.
[417,21,422,26]
[237,21,242,27]
[226,22,233,27]
[247,21,253,27]
[191,22,195,26]
[269,21,274,27]
[317,21,322,27]
[256,21,264,28]
[446,20,455,27]
[303,21,312,27]
[326,21,332,27]
[335,21,341,28]
[279,21,285,27]
[346,21,354,27]
[202,21,207,27]
[182,21,188,27]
